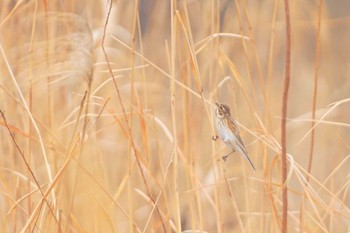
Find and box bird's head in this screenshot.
[215,102,231,119]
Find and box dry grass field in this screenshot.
[1,0,350,232]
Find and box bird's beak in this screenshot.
[215,102,220,107]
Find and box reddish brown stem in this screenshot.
[281,0,291,232]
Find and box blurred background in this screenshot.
[0,0,349,232]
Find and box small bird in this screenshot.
[213,102,256,170]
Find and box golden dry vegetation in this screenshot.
[0,0,350,232]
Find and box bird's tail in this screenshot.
[236,143,256,171]
[243,152,256,171]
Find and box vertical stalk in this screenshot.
[307,0,323,181]
[281,0,291,232]
[170,1,181,232]
[101,1,166,232]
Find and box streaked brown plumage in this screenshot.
[214,102,256,170]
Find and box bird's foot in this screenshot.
[222,155,229,162]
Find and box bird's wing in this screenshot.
[227,117,247,151]
[229,117,256,170]
[226,117,239,134]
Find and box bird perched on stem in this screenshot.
[213,102,256,171]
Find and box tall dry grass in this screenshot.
[0,0,350,232]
